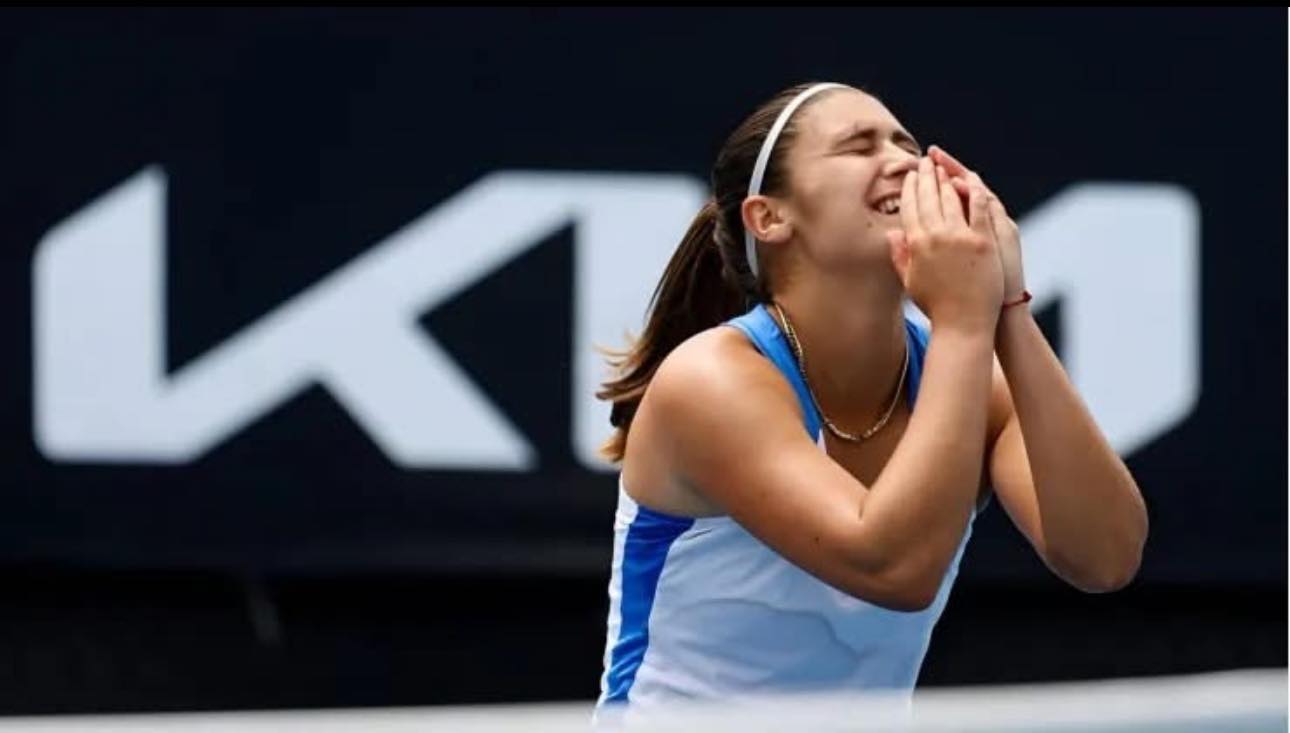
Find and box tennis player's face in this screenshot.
[782,90,922,275]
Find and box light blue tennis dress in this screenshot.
[596,303,975,718]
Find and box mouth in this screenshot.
[871,194,901,217]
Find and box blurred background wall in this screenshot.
[0,7,1283,714]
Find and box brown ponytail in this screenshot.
[596,82,853,462]
[596,201,745,461]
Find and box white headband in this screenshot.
[744,82,846,280]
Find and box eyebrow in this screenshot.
[833,126,923,155]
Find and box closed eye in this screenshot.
[833,126,923,157]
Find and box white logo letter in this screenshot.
[35,168,704,470]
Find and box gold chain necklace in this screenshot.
[770,302,908,443]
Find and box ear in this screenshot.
[740,195,793,247]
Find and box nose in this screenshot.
[880,153,919,180]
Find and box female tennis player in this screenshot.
[594,82,1148,716]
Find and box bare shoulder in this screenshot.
[645,325,800,430]
[623,324,811,515]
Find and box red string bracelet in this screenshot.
[1003,290,1033,308]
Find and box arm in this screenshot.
[650,322,994,612]
[928,145,1148,592]
[988,307,1148,592]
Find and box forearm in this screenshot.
[859,325,995,585]
[995,305,1148,589]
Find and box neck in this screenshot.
[771,268,909,427]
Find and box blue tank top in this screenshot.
[596,303,975,720]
